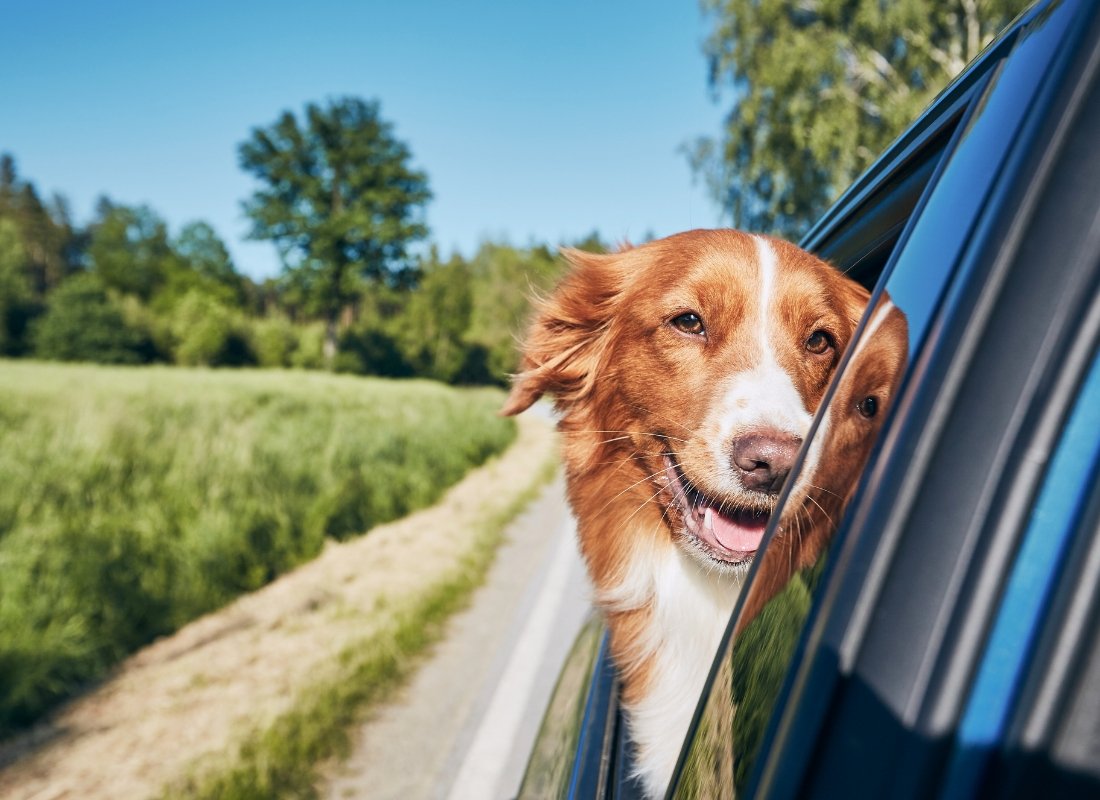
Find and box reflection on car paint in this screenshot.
[518,615,603,799]
[672,293,910,798]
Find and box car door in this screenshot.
[669,0,1100,797]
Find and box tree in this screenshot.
[398,248,475,383]
[0,219,34,355]
[173,222,241,294]
[0,153,78,295]
[87,204,175,301]
[238,97,431,362]
[158,221,246,310]
[693,0,1031,238]
[467,241,569,382]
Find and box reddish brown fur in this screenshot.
[503,229,870,709]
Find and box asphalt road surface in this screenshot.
[323,473,592,800]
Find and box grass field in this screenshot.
[0,360,516,734]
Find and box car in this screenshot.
[515,0,1100,797]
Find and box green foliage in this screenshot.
[0,219,36,355]
[398,250,475,383]
[0,361,517,733]
[290,322,326,369]
[88,204,176,301]
[169,290,255,367]
[694,0,1031,237]
[250,314,299,367]
[239,97,432,359]
[174,221,244,299]
[334,323,412,378]
[31,273,154,364]
[162,438,558,800]
[465,240,568,381]
[0,152,587,388]
[0,154,78,296]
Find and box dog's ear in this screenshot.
[501,247,626,416]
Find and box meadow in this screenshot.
[0,360,516,733]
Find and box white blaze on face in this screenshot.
[708,236,813,482]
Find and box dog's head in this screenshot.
[503,229,869,572]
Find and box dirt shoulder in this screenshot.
[0,414,557,800]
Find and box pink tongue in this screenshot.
[710,508,767,553]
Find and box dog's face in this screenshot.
[504,229,869,572]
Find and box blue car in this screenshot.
[518,0,1100,797]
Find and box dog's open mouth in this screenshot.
[662,455,770,563]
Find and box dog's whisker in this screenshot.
[592,466,672,517]
[564,428,690,444]
[806,494,836,529]
[590,451,687,468]
[805,482,843,500]
[624,401,696,437]
[621,483,672,529]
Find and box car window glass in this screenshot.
[670,6,1080,797]
[671,291,910,799]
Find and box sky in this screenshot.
[0,0,729,280]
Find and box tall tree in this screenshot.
[87,203,176,301]
[692,0,1031,238]
[238,97,431,362]
[0,219,33,355]
[0,154,77,295]
[170,221,245,306]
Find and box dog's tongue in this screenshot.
[706,505,768,554]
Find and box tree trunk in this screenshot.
[323,314,338,367]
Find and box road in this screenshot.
[323,473,592,800]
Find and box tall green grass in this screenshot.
[0,360,516,734]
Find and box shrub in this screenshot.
[170,289,255,367]
[31,273,154,364]
[335,325,412,377]
[290,322,326,369]
[250,315,299,368]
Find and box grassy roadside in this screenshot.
[161,420,559,800]
[0,361,516,733]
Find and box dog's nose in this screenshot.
[731,431,801,494]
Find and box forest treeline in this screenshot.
[0,150,594,385]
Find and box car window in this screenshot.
[669,4,1085,797]
[671,287,911,799]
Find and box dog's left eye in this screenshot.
[857,396,878,418]
[671,312,705,336]
[805,330,834,354]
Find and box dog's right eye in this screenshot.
[671,312,705,336]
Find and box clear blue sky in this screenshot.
[0,0,728,280]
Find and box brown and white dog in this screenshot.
[502,229,869,796]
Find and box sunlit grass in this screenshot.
[0,360,516,733]
[164,446,558,800]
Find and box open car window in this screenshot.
[669,1,1098,797]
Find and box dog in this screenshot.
[502,229,869,796]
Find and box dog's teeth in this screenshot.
[704,507,714,534]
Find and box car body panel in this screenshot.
[517,1,1100,797]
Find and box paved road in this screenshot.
[323,473,592,800]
